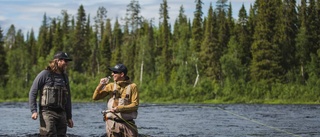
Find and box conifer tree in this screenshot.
[122,36,136,80]
[189,0,203,87]
[274,0,298,76]
[250,0,283,83]
[27,29,37,65]
[110,18,123,66]
[5,25,16,50]
[0,27,9,87]
[125,0,142,33]
[46,18,54,53]
[88,24,98,76]
[235,4,251,66]
[173,5,189,62]
[37,13,50,58]
[295,0,310,83]
[25,29,36,85]
[135,20,156,83]
[105,19,112,51]
[220,36,244,81]
[122,0,142,80]
[216,0,228,11]
[6,29,29,98]
[226,3,235,35]
[99,18,112,74]
[61,10,72,53]
[191,0,203,55]
[9,30,25,76]
[306,0,318,55]
[305,0,320,82]
[72,5,89,72]
[52,18,64,51]
[83,15,92,72]
[172,5,193,88]
[93,6,107,43]
[317,0,320,50]
[92,7,107,75]
[247,4,258,45]
[158,0,171,79]
[216,0,230,54]
[200,3,218,80]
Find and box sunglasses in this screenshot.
[113,71,121,74]
[58,59,69,63]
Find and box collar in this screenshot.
[115,80,131,87]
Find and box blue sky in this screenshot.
[0,0,255,37]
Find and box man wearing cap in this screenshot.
[93,64,139,137]
[29,51,74,136]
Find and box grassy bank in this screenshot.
[2,98,318,105]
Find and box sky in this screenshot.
[0,0,256,37]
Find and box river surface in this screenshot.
[0,102,319,137]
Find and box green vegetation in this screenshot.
[1,0,320,104]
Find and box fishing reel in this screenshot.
[101,110,110,121]
[101,110,110,114]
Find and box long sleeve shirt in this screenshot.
[92,80,139,112]
[28,70,72,119]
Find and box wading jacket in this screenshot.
[92,79,139,113]
[28,70,72,120]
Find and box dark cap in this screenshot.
[54,51,72,61]
[108,64,127,75]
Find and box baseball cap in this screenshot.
[54,51,72,61]
[108,64,127,75]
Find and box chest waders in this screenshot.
[40,72,68,110]
[106,82,138,120]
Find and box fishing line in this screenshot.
[113,112,139,133]
[216,107,301,137]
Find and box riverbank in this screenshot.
[1,97,319,105]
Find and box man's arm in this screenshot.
[64,74,72,120]
[92,82,112,100]
[28,70,48,113]
[117,83,139,112]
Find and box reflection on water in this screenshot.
[0,102,319,137]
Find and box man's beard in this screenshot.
[58,66,66,73]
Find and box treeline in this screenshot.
[0,0,320,104]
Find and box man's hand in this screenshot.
[110,107,118,113]
[100,77,110,85]
[67,119,74,128]
[31,112,38,120]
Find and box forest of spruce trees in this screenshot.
[0,0,320,104]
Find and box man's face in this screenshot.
[57,59,69,71]
[112,71,124,81]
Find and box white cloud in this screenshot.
[0,16,6,21]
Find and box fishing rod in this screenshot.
[101,110,139,134]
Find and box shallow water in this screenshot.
[0,102,319,137]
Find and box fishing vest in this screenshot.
[40,72,68,110]
[106,82,138,120]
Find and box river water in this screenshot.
[0,102,319,137]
